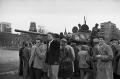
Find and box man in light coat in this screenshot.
[29,38,47,79]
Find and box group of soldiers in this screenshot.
[18,33,120,79]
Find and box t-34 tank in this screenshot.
[70,17,91,45]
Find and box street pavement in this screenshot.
[0,49,19,79]
[0,49,80,79]
[0,49,19,64]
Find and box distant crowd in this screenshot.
[18,33,120,79]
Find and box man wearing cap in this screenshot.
[92,37,99,79]
[110,39,119,79]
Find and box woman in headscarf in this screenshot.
[77,45,91,79]
[59,38,75,79]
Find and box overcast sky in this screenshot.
[0,0,120,33]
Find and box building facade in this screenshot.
[0,32,20,48]
[0,22,11,33]
[99,21,119,42]
[29,22,37,32]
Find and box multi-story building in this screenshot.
[0,22,11,33]
[29,22,37,32]
[99,21,118,42]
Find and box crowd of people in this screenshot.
[18,33,120,79]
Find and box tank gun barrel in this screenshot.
[15,29,47,36]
